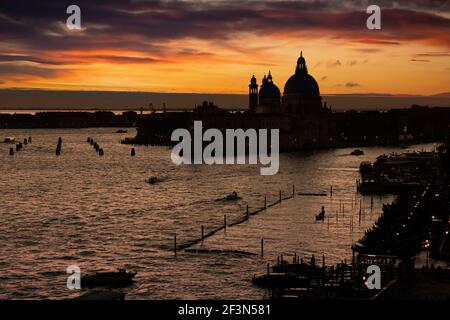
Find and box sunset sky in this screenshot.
[1,0,449,97]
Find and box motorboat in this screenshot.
[4,137,15,143]
[225,191,241,201]
[351,149,364,156]
[81,269,136,288]
[148,176,159,184]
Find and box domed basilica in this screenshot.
[246,52,332,150]
[249,52,325,116]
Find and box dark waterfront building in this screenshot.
[133,53,335,151]
[128,53,450,150]
[0,111,139,128]
[246,52,333,150]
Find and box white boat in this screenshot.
[4,137,15,143]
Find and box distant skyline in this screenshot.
[1,89,450,111]
[1,0,449,107]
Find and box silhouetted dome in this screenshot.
[284,73,319,96]
[259,72,281,99]
[284,52,320,97]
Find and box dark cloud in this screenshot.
[0,54,66,65]
[86,55,162,64]
[328,60,342,68]
[0,1,449,51]
[414,52,450,57]
[0,63,66,78]
[345,81,361,87]
[0,0,449,75]
[354,48,383,53]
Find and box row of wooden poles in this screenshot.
[173,185,301,255]
[9,136,135,158]
[173,186,378,255]
[271,253,328,271]
[9,136,138,157]
[8,137,32,155]
[87,137,104,156]
[326,195,374,232]
[87,137,137,157]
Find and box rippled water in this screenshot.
[0,128,435,299]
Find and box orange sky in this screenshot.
[1,1,449,96]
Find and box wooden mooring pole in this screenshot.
[261,238,264,257]
[359,198,362,223]
[174,235,177,256]
[201,225,204,241]
[359,206,362,224]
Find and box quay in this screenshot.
[253,142,450,300]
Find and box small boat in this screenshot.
[148,176,159,184]
[215,191,241,202]
[351,149,364,156]
[4,137,15,143]
[315,212,325,221]
[116,130,128,134]
[225,191,241,201]
[81,269,136,288]
[315,207,326,221]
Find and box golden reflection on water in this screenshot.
[0,128,435,299]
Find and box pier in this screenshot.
[175,186,300,253]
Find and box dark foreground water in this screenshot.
[0,128,436,299]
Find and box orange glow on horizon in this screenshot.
[1,28,449,96]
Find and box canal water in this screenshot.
[0,128,436,299]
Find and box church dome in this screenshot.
[284,52,320,96]
[259,72,281,99]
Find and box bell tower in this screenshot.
[249,75,258,112]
